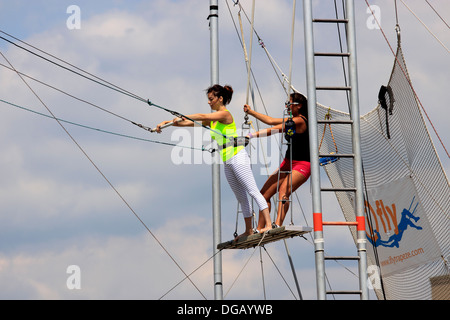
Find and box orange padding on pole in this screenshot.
[356,216,365,231]
[313,212,323,232]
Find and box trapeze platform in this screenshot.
[217,225,312,250]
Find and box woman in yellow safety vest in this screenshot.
[156,84,272,238]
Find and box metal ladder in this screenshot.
[303,0,369,300]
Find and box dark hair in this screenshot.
[291,92,308,119]
[207,84,234,105]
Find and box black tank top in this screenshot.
[285,117,310,162]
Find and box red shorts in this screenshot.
[280,159,311,179]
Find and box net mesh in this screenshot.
[316,42,449,300]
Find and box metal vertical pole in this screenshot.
[346,0,369,300]
[303,0,326,300]
[209,0,223,301]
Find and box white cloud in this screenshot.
[0,215,316,300]
[0,0,447,300]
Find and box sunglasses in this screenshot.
[285,102,300,107]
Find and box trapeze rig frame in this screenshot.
[303,0,369,300]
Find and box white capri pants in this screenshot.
[224,149,268,218]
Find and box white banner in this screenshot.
[364,176,442,277]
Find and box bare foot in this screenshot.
[234,230,253,241]
[259,225,272,233]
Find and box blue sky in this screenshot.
[0,0,448,300]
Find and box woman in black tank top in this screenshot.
[244,92,310,230]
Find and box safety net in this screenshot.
[316,39,449,300]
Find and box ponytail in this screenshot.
[207,84,234,105]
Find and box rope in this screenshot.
[227,0,310,229]
[238,0,256,124]
[0,31,233,143]
[245,0,255,106]
[398,0,450,53]
[365,0,449,159]
[0,59,225,146]
[0,62,137,124]
[227,1,371,294]
[0,34,147,103]
[318,108,338,153]
[0,98,214,153]
[394,0,399,26]
[364,4,448,300]
[425,0,450,29]
[0,30,145,102]
[0,61,215,152]
[237,1,301,96]
[258,247,267,300]
[287,0,297,97]
[262,246,298,299]
[224,232,267,298]
[159,249,223,300]
[0,49,208,300]
[145,100,233,141]
[334,0,351,113]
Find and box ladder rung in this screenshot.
[323,221,358,226]
[327,290,362,295]
[321,187,356,192]
[325,256,360,261]
[313,18,348,23]
[319,153,354,158]
[317,120,353,124]
[314,52,350,57]
[316,86,351,91]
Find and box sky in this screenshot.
[0,0,448,300]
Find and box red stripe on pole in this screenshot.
[313,212,323,231]
[357,216,365,231]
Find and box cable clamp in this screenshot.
[203,146,217,154]
[258,39,265,48]
[131,121,151,132]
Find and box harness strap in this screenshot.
[217,136,250,150]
